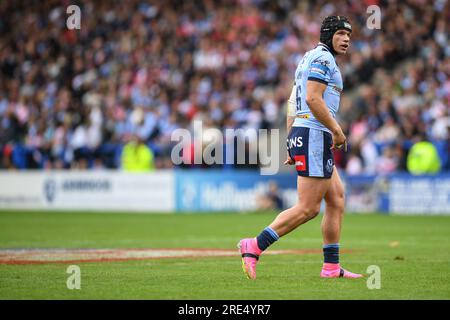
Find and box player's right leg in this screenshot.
[238,175,331,279]
[269,175,331,236]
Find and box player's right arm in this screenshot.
[286,85,296,133]
[305,80,346,150]
[284,85,297,165]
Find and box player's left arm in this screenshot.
[306,80,346,150]
[306,53,346,150]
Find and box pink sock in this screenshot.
[322,262,340,270]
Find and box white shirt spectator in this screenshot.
[360,138,378,174]
[346,155,363,176]
[70,125,88,150]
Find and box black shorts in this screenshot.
[287,126,334,178]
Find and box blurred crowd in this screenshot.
[0,0,448,174]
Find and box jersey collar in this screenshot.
[317,42,335,56]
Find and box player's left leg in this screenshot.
[322,167,345,244]
[320,167,362,278]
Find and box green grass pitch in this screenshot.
[0,210,449,299]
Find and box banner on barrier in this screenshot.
[174,171,450,214]
[1,170,449,214]
[387,174,450,214]
[175,170,297,212]
[0,171,174,212]
[174,170,378,213]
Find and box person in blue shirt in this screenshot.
[239,16,362,279]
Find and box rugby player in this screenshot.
[238,16,362,279]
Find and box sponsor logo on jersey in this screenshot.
[287,136,304,149]
[331,85,342,93]
[294,155,307,172]
[312,58,330,67]
[310,67,326,75]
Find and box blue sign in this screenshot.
[175,170,296,212]
[174,170,450,214]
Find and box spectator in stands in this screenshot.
[407,138,441,175]
[345,147,364,176]
[376,146,399,175]
[0,0,448,173]
[121,135,155,172]
[256,181,283,210]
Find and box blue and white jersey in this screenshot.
[291,44,343,133]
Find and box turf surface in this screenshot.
[0,211,449,299]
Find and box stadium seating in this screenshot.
[0,0,448,173]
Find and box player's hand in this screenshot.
[284,152,295,165]
[331,129,347,151]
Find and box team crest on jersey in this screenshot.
[326,159,333,173]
